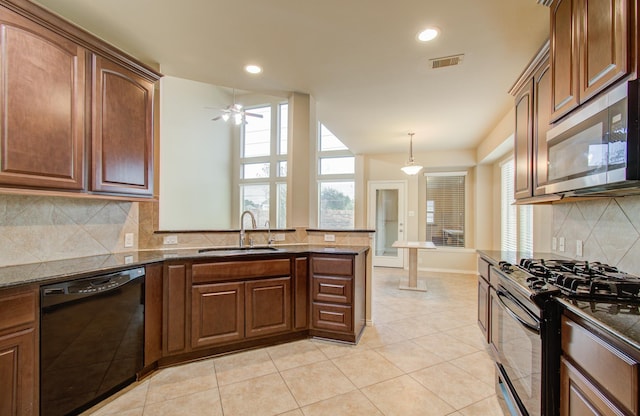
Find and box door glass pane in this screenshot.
[375,189,399,257]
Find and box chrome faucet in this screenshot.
[265,220,274,246]
[239,210,257,248]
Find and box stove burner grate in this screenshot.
[518,259,640,302]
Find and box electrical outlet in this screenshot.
[576,240,583,257]
[274,233,286,241]
[324,234,336,242]
[552,237,557,250]
[124,233,134,248]
[124,255,134,264]
[163,235,178,245]
[559,237,565,252]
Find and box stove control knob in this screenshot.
[531,280,546,290]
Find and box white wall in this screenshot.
[159,76,233,230]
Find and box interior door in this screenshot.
[368,181,406,268]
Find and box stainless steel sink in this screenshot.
[198,246,281,255]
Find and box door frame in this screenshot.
[367,180,407,268]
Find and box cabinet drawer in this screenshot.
[312,302,352,333]
[312,275,352,304]
[561,316,639,415]
[0,289,36,333]
[477,257,491,281]
[192,259,290,283]
[311,256,353,276]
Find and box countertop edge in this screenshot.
[0,245,370,289]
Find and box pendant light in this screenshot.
[401,132,423,175]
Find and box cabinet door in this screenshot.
[560,357,623,416]
[514,80,534,200]
[578,0,628,103]
[534,59,552,195]
[91,55,154,196]
[0,8,85,190]
[164,264,188,355]
[0,328,36,416]
[192,282,244,348]
[245,277,291,338]
[477,276,490,343]
[551,0,580,121]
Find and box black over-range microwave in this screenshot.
[544,79,640,196]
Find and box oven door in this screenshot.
[491,286,542,416]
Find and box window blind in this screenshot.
[425,173,465,247]
[501,160,517,252]
[501,158,533,253]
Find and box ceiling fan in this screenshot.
[212,89,263,125]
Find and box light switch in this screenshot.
[124,233,134,248]
[576,240,583,257]
[559,237,565,252]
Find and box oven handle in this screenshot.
[496,289,541,335]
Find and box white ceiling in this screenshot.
[33,0,549,155]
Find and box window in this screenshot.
[239,102,288,228]
[425,172,465,248]
[501,159,533,254]
[317,124,355,229]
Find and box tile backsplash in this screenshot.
[0,195,138,267]
[553,195,640,275]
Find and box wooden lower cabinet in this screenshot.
[160,252,366,359]
[245,277,291,338]
[309,253,365,342]
[561,313,639,416]
[0,286,38,416]
[560,357,624,416]
[188,258,295,350]
[192,282,244,348]
[477,275,490,342]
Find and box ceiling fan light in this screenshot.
[221,113,230,122]
[401,164,423,175]
[234,113,243,125]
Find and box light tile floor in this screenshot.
[84,267,504,416]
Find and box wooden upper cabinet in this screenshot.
[0,7,85,190]
[551,0,580,120]
[534,59,552,195]
[91,55,154,196]
[578,0,628,100]
[551,0,629,122]
[514,80,534,200]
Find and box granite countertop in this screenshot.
[0,244,369,289]
[477,250,640,353]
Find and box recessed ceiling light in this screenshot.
[245,64,262,74]
[417,27,439,42]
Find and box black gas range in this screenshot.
[491,257,640,416]
[503,258,640,304]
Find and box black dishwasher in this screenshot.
[40,267,145,416]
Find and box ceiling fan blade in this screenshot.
[212,115,223,121]
[244,112,264,118]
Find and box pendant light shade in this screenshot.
[401,132,423,175]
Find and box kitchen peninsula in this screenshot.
[0,244,369,415]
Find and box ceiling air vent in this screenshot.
[429,54,464,69]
